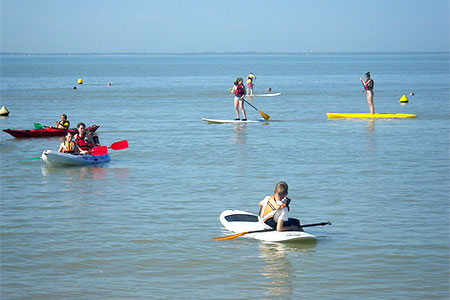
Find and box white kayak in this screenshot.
[41,150,110,166]
[219,209,317,242]
[247,92,281,97]
[201,118,267,124]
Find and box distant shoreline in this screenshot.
[1,51,449,56]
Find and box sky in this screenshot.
[1,0,449,53]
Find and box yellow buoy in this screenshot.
[0,106,9,116]
[400,95,408,103]
[77,78,83,84]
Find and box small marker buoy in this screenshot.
[267,87,272,92]
[0,106,9,116]
[107,82,111,86]
[400,94,409,103]
[77,78,83,84]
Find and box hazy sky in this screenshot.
[1,0,448,53]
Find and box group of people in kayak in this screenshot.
[56,116,101,155]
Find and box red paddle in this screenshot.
[108,140,128,150]
[88,146,108,156]
[89,140,128,156]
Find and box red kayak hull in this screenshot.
[3,125,99,138]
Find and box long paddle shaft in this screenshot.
[242,99,270,121]
[213,221,331,241]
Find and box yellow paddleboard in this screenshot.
[327,113,417,119]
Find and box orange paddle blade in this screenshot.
[109,140,128,150]
[258,110,270,121]
[212,231,248,241]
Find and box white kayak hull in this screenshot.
[219,209,316,242]
[41,150,110,166]
[201,118,267,124]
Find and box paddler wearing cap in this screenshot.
[360,72,375,114]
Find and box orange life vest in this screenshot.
[62,141,75,153]
[259,196,291,223]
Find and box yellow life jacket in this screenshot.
[259,196,283,222]
[58,121,70,129]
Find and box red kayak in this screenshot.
[3,125,99,138]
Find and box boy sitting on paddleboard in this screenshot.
[258,181,302,232]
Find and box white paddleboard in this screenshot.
[201,118,266,124]
[41,150,110,166]
[219,209,316,242]
[247,92,281,97]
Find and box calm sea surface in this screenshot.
[1,53,449,299]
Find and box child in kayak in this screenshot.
[74,122,100,154]
[55,114,70,129]
[258,181,302,232]
[231,77,247,120]
[58,132,80,154]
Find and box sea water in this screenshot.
[0,53,449,299]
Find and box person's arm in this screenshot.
[58,143,64,153]
[73,143,82,154]
[240,86,246,100]
[275,209,289,232]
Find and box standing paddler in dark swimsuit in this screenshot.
[360,72,375,114]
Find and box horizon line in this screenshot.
[1,51,449,56]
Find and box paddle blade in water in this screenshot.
[21,157,41,162]
[258,110,270,121]
[34,123,44,129]
[89,146,108,156]
[109,140,128,150]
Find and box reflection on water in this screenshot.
[366,119,375,152]
[41,165,130,194]
[258,241,316,298]
[366,119,375,135]
[233,124,247,145]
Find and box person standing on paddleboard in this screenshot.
[258,181,302,232]
[231,77,247,121]
[246,73,256,96]
[360,72,375,114]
